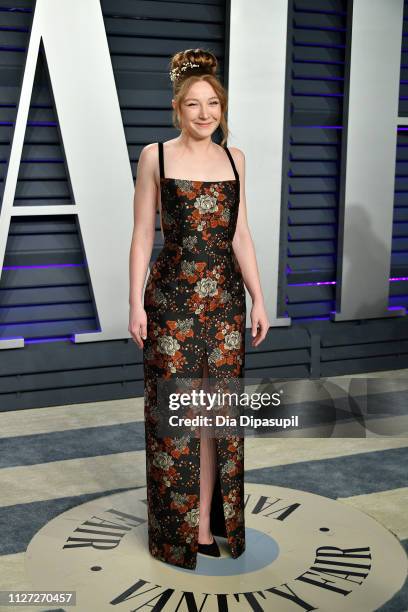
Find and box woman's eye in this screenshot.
[187,102,219,107]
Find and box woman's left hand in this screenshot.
[250,300,270,347]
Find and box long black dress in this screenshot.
[143,141,246,570]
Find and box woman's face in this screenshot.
[173,80,221,138]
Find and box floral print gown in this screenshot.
[143,141,246,570]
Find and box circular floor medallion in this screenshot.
[25,483,407,611]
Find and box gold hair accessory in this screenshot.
[169,61,201,83]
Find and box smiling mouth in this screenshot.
[197,122,213,126]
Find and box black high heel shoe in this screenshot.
[197,536,220,557]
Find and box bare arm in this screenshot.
[231,147,264,303]
[230,147,270,346]
[128,144,158,347]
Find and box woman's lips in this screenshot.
[197,122,212,126]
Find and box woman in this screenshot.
[129,48,269,570]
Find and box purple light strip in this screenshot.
[25,336,71,344]
[309,308,405,322]
[0,46,26,52]
[0,318,95,328]
[288,276,408,287]
[2,263,84,270]
[28,332,101,344]
[288,125,342,129]
[288,280,336,287]
[291,316,330,321]
[1,331,102,344]
[252,125,344,130]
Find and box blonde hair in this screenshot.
[169,48,230,147]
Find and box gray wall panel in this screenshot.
[2,0,408,411]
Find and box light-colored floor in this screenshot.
[0,367,407,611]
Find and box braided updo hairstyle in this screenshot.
[169,48,230,146]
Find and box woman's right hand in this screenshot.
[129,303,148,349]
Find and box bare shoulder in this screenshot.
[227,146,245,173]
[139,142,159,166]
[136,142,160,180]
[228,145,245,158]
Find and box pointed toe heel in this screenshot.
[197,538,221,558]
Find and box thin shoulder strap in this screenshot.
[224,146,239,183]
[158,141,165,179]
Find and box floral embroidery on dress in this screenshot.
[143,143,246,570]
